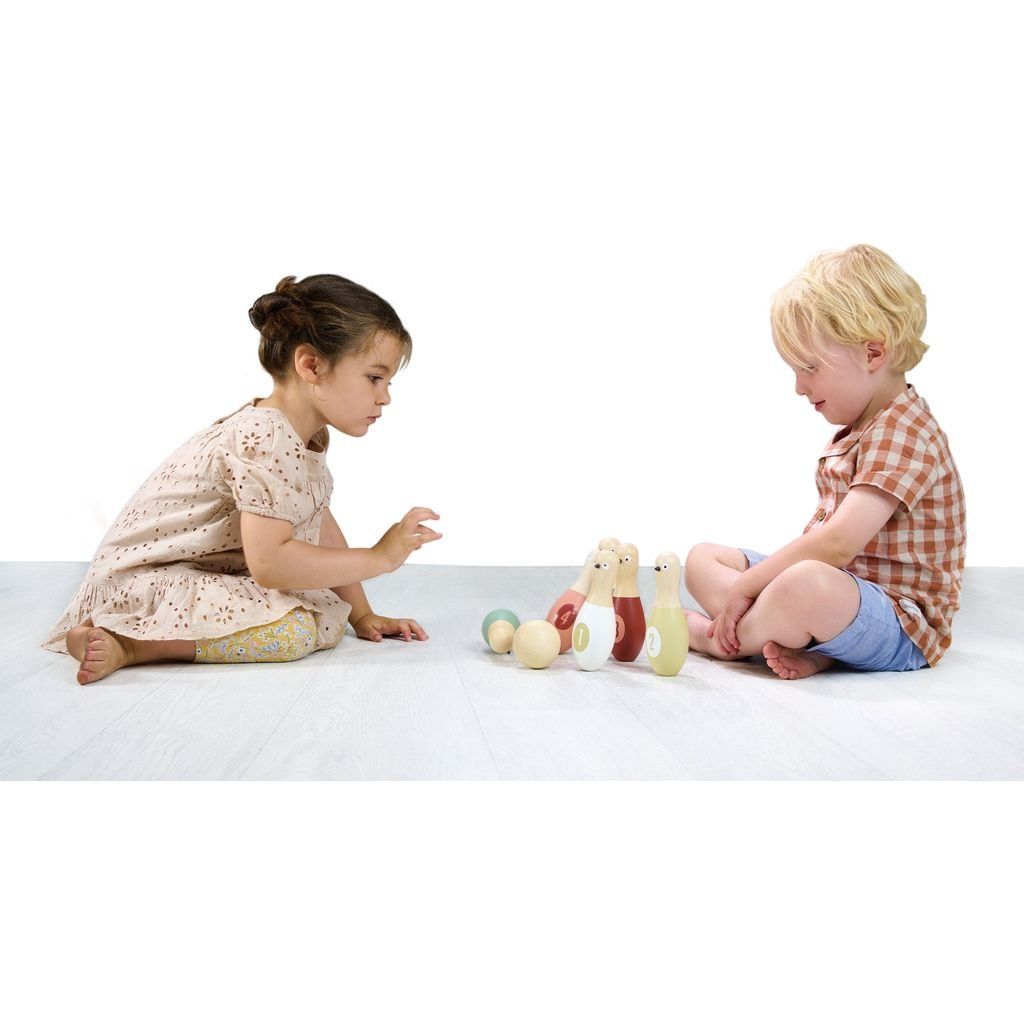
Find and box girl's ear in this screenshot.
[292,344,321,383]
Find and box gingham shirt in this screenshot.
[804,384,966,666]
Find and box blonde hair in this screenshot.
[771,244,928,373]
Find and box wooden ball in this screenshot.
[487,620,516,654]
[481,608,521,648]
[512,619,561,669]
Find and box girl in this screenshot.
[42,274,442,685]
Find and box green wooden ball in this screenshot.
[481,608,521,647]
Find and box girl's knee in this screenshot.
[195,607,318,664]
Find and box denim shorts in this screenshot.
[740,549,930,672]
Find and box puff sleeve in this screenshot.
[218,416,309,526]
[852,419,939,513]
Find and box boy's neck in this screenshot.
[848,375,911,434]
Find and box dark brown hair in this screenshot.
[249,274,412,383]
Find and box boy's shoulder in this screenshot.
[865,386,954,464]
[853,386,962,501]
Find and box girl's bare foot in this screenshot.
[66,625,136,685]
[763,641,835,680]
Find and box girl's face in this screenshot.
[317,332,405,438]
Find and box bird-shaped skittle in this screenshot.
[572,549,619,671]
[598,537,620,594]
[546,550,597,654]
[612,542,646,662]
[645,552,689,676]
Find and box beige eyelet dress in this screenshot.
[41,399,352,656]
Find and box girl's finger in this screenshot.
[405,507,440,523]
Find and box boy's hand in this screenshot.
[352,612,428,643]
[707,589,755,655]
[373,507,442,571]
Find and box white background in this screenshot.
[3,5,1022,1020]
[4,0,1020,566]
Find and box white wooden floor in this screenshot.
[2,562,1022,780]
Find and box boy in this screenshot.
[684,244,965,679]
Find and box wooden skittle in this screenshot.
[546,549,597,654]
[612,542,646,662]
[645,552,689,677]
[572,549,619,671]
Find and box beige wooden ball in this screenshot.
[512,619,561,669]
[487,620,516,654]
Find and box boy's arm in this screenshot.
[710,484,902,654]
[735,484,901,600]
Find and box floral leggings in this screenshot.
[194,607,318,664]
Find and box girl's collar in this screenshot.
[250,398,329,455]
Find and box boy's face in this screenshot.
[783,333,885,430]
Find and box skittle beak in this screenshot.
[654,566,661,572]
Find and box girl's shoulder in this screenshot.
[210,398,264,429]
[211,398,331,463]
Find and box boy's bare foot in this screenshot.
[763,641,834,680]
[66,625,136,685]
[684,609,747,661]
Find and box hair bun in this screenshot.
[248,278,301,331]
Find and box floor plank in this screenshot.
[5,562,1023,780]
[241,635,499,780]
[43,657,330,781]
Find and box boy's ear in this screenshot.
[865,339,887,369]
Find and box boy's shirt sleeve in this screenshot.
[850,417,940,513]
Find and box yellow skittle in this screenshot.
[645,551,689,677]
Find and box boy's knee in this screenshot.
[683,542,715,582]
[684,544,708,585]
[767,560,837,609]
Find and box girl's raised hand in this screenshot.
[373,507,442,571]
